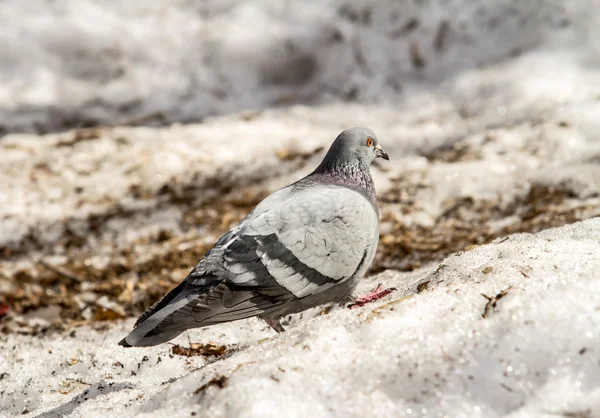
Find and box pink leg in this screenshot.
[264,317,286,333]
[348,284,396,309]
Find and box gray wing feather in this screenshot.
[230,185,379,297]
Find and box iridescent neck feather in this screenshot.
[302,158,378,211]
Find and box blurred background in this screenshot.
[1,0,599,333]
[0,0,594,134]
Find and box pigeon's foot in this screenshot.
[264,317,286,333]
[348,284,396,309]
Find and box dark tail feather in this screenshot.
[118,280,285,348]
[119,280,208,347]
[134,280,189,328]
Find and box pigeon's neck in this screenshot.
[309,159,378,210]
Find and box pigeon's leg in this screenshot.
[348,284,396,309]
[264,317,286,333]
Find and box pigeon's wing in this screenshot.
[119,185,379,347]
[226,184,379,297]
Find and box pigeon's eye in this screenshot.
[366,137,373,147]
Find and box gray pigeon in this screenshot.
[119,127,390,347]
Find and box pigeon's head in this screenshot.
[326,127,389,167]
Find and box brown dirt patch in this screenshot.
[375,176,599,272]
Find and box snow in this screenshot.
[2,219,600,417]
[0,0,592,135]
[1,0,600,417]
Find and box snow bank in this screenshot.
[2,219,599,417]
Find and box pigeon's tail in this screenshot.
[118,279,204,347]
[119,277,287,347]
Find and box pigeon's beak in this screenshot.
[374,144,390,161]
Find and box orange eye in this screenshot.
[366,137,373,147]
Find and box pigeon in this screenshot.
[119,127,391,347]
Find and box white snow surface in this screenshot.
[2,219,600,418]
